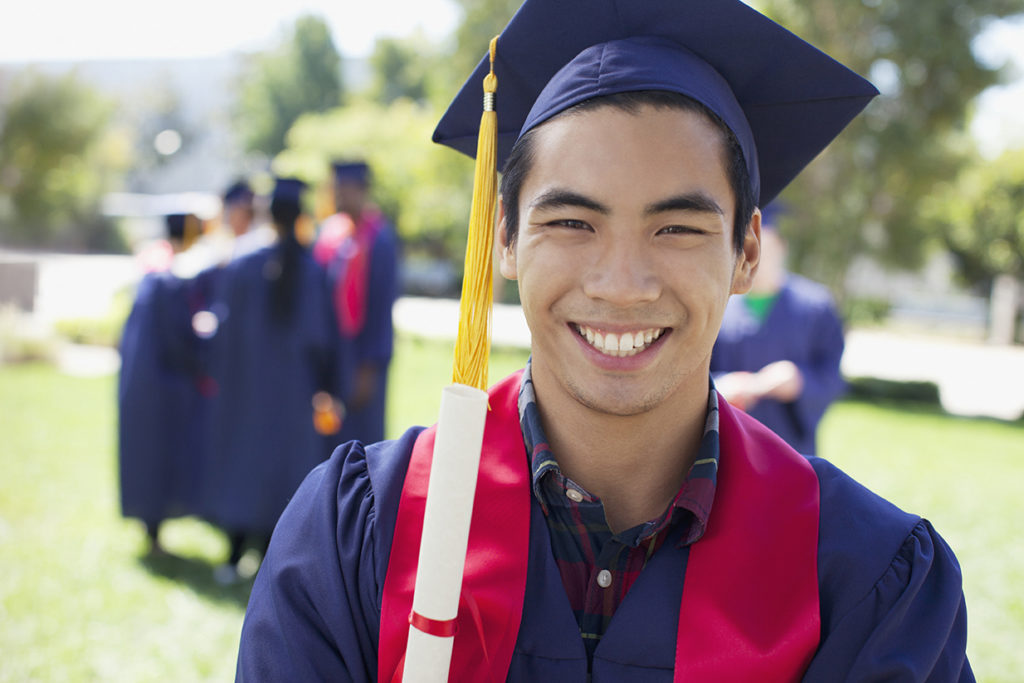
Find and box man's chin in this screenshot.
[565,379,664,418]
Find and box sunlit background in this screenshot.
[1,1,1023,681]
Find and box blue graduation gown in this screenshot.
[335,222,399,445]
[200,245,341,537]
[236,423,973,680]
[711,274,846,455]
[118,271,206,524]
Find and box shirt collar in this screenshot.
[517,359,721,546]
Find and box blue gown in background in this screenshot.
[331,219,399,444]
[711,274,846,455]
[235,417,973,681]
[200,244,343,539]
[118,271,206,527]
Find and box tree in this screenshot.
[928,149,1024,296]
[236,15,344,157]
[0,69,130,250]
[758,0,1024,298]
[368,33,448,107]
[449,0,523,79]
[274,98,474,262]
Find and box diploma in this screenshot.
[402,384,488,681]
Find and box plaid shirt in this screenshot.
[518,361,721,665]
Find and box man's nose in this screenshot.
[581,236,661,307]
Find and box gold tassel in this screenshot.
[452,36,499,392]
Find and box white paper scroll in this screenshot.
[402,383,489,682]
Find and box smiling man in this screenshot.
[236,1,973,680]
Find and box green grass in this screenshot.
[2,335,1021,681]
[820,401,1024,682]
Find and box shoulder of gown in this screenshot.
[806,457,973,682]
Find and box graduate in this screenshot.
[119,213,207,553]
[200,178,344,579]
[711,203,847,455]
[237,1,973,680]
[313,161,399,445]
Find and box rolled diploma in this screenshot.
[402,383,489,682]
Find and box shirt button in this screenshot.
[565,488,584,503]
[596,569,612,588]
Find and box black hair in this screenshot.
[499,90,755,254]
[267,197,303,325]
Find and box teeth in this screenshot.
[575,324,665,357]
[605,332,619,353]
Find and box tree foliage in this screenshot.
[449,0,524,78]
[0,69,130,250]
[236,15,344,157]
[927,151,1024,288]
[274,98,474,260]
[758,0,1024,296]
[368,33,449,108]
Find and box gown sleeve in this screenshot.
[356,225,398,366]
[785,294,846,440]
[806,490,973,681]
[236,427,421,682]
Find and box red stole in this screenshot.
[379,371,820,681]
[337,210,385,338]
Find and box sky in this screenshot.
[2,1,1022,155]
[0,0,461,62]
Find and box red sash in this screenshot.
[338,210,385,338]
[379,372,531,682]
[380,371,820,681]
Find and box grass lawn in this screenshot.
[1,333,1021,681]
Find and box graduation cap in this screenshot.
[223,180,254,206]
[434,0,879,208]
[431,0,877,393]
[331,161,371,185]
[165,213,200,243]
[760,201,788,232]
[271,177,307,208]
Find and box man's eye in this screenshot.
[548,219,592,231]
[657,225,705,235]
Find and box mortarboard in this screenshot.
[271,177,307,208]
[165,213,188,241]
[760,201,789,231]
[331,161,371,185]
[165,213,201,247]
[223,180,254,206]
[434,0,879,207]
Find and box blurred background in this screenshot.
[1,0,1023,681]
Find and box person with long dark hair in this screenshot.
[201,178,346,582]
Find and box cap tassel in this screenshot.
[453,36,499,392]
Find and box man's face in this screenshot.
[333,180,367,217]
[499,104,759,418]
[224,203,253,237]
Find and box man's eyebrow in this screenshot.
[528,189,610,215]
[644,192,725,217]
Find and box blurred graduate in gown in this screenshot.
[118,212,207,553]
[202,178,346,576]
[313,161,399,444]
[711,203,846,455]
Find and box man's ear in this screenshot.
[497,195,517,280]
[731,208,761,295]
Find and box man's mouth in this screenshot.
[574,324,665,357]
